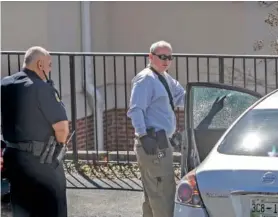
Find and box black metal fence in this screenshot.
[1,51,278,190]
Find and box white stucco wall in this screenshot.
[1,1,277,121]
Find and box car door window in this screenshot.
[192,86,260,129]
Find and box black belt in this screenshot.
[136,128,170,150]
[135,128,179,148]
[6,141,45,157]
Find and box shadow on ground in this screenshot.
[1,189,143,217]
[64,161,181,191]
[1,162,181,217]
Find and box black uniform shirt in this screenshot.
[1,68,68,143]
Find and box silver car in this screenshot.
[175,82,278,217]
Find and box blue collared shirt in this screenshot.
[127,68,186,138]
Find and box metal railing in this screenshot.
[1,51,277,190]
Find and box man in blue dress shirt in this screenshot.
[127,41,185,217]
[127,40,227,217]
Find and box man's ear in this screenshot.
[37,60,43,70]
[149,53,153,62]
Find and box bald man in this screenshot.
[1,46,69,217]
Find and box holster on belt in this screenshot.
[40,136,56,164]
[45,140,58,164]
[156,130,169,150]
[146,128,169,150]
[55,144,67,164]
[40,136,68,167]
[147,128,178,148]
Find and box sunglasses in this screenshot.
[152,52,174,61]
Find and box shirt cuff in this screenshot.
[135,128,147,138]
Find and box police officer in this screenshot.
[127,41,186,217]
[1,46,69,217]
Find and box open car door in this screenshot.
[183,82,263,173]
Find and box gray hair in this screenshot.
[149,40,172,53]
[23,46,49,67]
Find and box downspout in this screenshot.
[80,1,104,151]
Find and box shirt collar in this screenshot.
[22,68,44,81]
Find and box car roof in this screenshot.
[253,89,278,110]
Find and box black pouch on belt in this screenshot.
[52,144,67,168]
[39,136,55,164]
[45,140,57,164]
[156,129,169,150]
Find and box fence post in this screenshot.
[219,57,224,83]
[69,55,78,164]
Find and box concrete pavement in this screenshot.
[1,189,144,217]
[67,189,143,217]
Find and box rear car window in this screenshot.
[217,109,278,157]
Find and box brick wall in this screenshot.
[68,108,185,151]
[68,115,94,151]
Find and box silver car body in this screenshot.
[174,87,278,217]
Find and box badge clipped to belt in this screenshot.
[157,150,165,159]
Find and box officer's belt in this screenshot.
[6,141,45,156]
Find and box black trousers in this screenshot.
[3,147,67,217]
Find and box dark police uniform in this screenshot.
[1,68,68,217]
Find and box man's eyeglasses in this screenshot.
[151,52,174,61]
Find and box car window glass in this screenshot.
[217,109,278,157]
[192,86,259,129]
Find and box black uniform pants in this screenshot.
[3,147,67,217]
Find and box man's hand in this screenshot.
[1,155,3,171]
[170,131,182,147]
[139,135,157,155]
